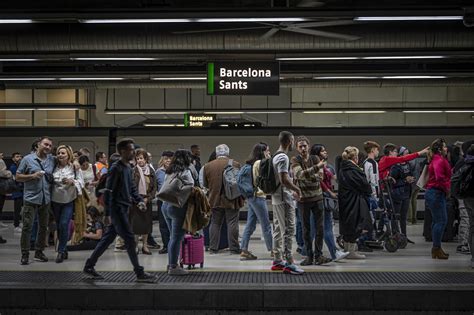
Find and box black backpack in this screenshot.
[256,151,284,195]
[451,163,474,199]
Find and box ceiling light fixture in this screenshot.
[0,78,56,81]
[81,19,192,23]
[314,76,379,79]
[382,75,447,79]
[0,104,95,111]
[151,77,206,81]
[403,110,443,113]
[345,110,386,114]
[354,16,463,21]
[143,123,185,127]
[278,57,360,61]
[196,18,308,22]
[0,59,39,62]
[59,77,125,80]
[104,110,187,115]
[362,56,446,60]
[303,111,344,114]
[0,19,34,24]
[445,110,474,113]
[72,57,158,61]
[204,111,245,114]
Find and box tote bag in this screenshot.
[157,172,193,207]
[416,165,429,190]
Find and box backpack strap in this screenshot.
[227,159,234,167]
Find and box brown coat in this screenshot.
[203,157,244,210]
[184,186,211,234]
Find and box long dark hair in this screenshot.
[429,138,446,162]
[246,142,268,165]
[166,149,192,174]
[310,144,324,157]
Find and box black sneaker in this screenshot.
[55,253,64,264]
[314,255,332,265]
[63,252,68,260]
[83,266,104,279]
[158,247,168,254]
[34,250,48,262]
[407,238,415,244]
[300,256,313,266]
[20,252,29,265]
[136,272,157,283]
[0,236,6,244]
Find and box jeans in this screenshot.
[162,203,187,267]
[299,200,324,259]
[241,197,273,252]
[425,188,447,248]
[323,209,337,260]
[20,201,49,253]
[296,206,316,256]
[13,198,23,228]
[157,200,170,248]
[52,201,74,254]
[85,204,144,276]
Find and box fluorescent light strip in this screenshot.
[244,111,286,114]
[0,78,56,81]
[304,111,344,114]
[303,110,386,114]
[143,124,185,127]
[383,75,447,79]
[0,119,28,122]
[36,108,79,111]
[0,108,34,111]
[363,56,446,60]
[72,57,158,61]
[314,76,379,79]
[0,59,39,62]
[105,111,187,115]
[151,77,206,81]
[207,112,244,115]
[445,110,474,113]
[82,19,192,23]
[278,57,360,61]
[59,78,125,80]
[354,16,462,21]
[403,110,443,113]
[44,119,76,121]
[0,19,34,24]
[197,18,308,22]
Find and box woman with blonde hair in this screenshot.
[130,149,157,255]
[51,145,84,263]
[337,146,372,259]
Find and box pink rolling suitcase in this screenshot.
[180,234,205,269]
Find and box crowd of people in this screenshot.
[0,132,473,282]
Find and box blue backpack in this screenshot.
[237,163,255,199]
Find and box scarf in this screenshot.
[137,164,150,196]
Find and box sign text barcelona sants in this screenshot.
[207,62,280,95]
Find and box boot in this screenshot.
[345,242,366,260]
[432,247,449,260]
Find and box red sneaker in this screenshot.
[271,260,285,271]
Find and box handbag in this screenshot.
[416,165,429,190]
[157,172,193,207]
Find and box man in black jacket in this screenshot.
[83,138,156,283]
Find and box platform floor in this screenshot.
[0,221,472,273]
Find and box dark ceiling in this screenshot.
[0,0,473,85]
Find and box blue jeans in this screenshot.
[162,202,187,267]
[323,209,337,259]
[425,188,447,248]
[52,201,74,254]
[241,197,273,251]
[85,203,144,276]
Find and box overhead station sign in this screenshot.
[207,62,280,95]
[184,113,215,127]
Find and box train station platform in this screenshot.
[0,223,473,314]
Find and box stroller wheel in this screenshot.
[398,234,408,249]
[384,237,399,253]
[336,235,345,250]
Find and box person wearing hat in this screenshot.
[153,150,174,254]
[389,146,416,244]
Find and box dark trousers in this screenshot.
[67,240,99,251]
[20,201,49,253]
[392,198,410,235]
[0,194,5,219]
[210,208,240,252]
[157,200,170,248]
[299,200,324,259]
[13,198,23,227]
[85,204,144,276]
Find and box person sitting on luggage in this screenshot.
[67,207,103,251]
[160,150,195,276]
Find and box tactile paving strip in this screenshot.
[1,271,473,285]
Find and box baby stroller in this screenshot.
[373,178,407,252]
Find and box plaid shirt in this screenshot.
[291,155,323,202]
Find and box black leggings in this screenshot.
[392,198,410,236]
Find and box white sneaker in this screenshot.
[283,263,304,275]
[334,250,350,262]
[168,266,189,276]
[14,226,22,233]
[0,222,8,228]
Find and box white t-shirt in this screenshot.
[271,153,295,207]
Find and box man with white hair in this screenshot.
[203,144,244,254]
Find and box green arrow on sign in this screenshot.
[207,63,214,95]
